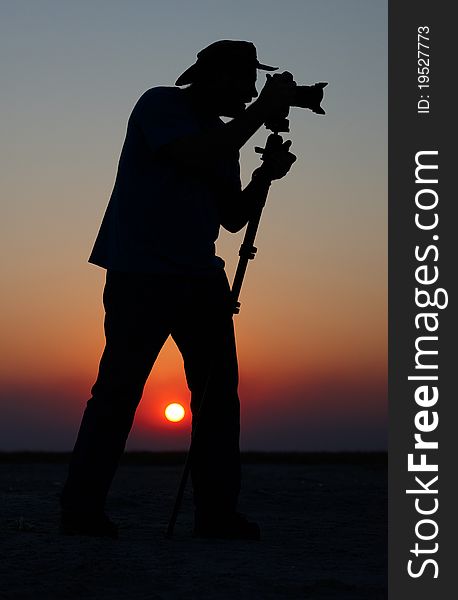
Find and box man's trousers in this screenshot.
[60,268,241,517]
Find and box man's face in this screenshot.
[206,66,259,118]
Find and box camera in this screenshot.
[264,72,328,133]
[292,81,328,113]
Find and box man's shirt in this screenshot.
[89,86,241,273]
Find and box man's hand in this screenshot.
[220,136,296,233]
[254,138,297,182]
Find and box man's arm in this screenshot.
[150,75,295,169]
[157,100,269,168]
[220,169,272,233]
[220,139,297,233]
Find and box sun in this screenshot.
[164,403,185,423]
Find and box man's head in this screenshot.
[175,40,278,118]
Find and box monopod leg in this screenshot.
[166,369,213,538]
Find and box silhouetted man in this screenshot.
[60,40,296,540]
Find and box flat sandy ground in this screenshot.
[0,454,386,599]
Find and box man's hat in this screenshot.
[175,40,278,86]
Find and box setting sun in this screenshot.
[164,403,185,423]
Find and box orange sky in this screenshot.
[1,1,387,451]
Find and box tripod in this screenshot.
[166,132,284,538]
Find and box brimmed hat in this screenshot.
[175,40,278,86]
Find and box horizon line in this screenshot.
[0,450,387,465]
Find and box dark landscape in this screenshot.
[0,452,387,599]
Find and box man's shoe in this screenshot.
[193,511,261,541]
[59,510,119,539]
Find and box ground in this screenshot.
[0,453,387,599]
